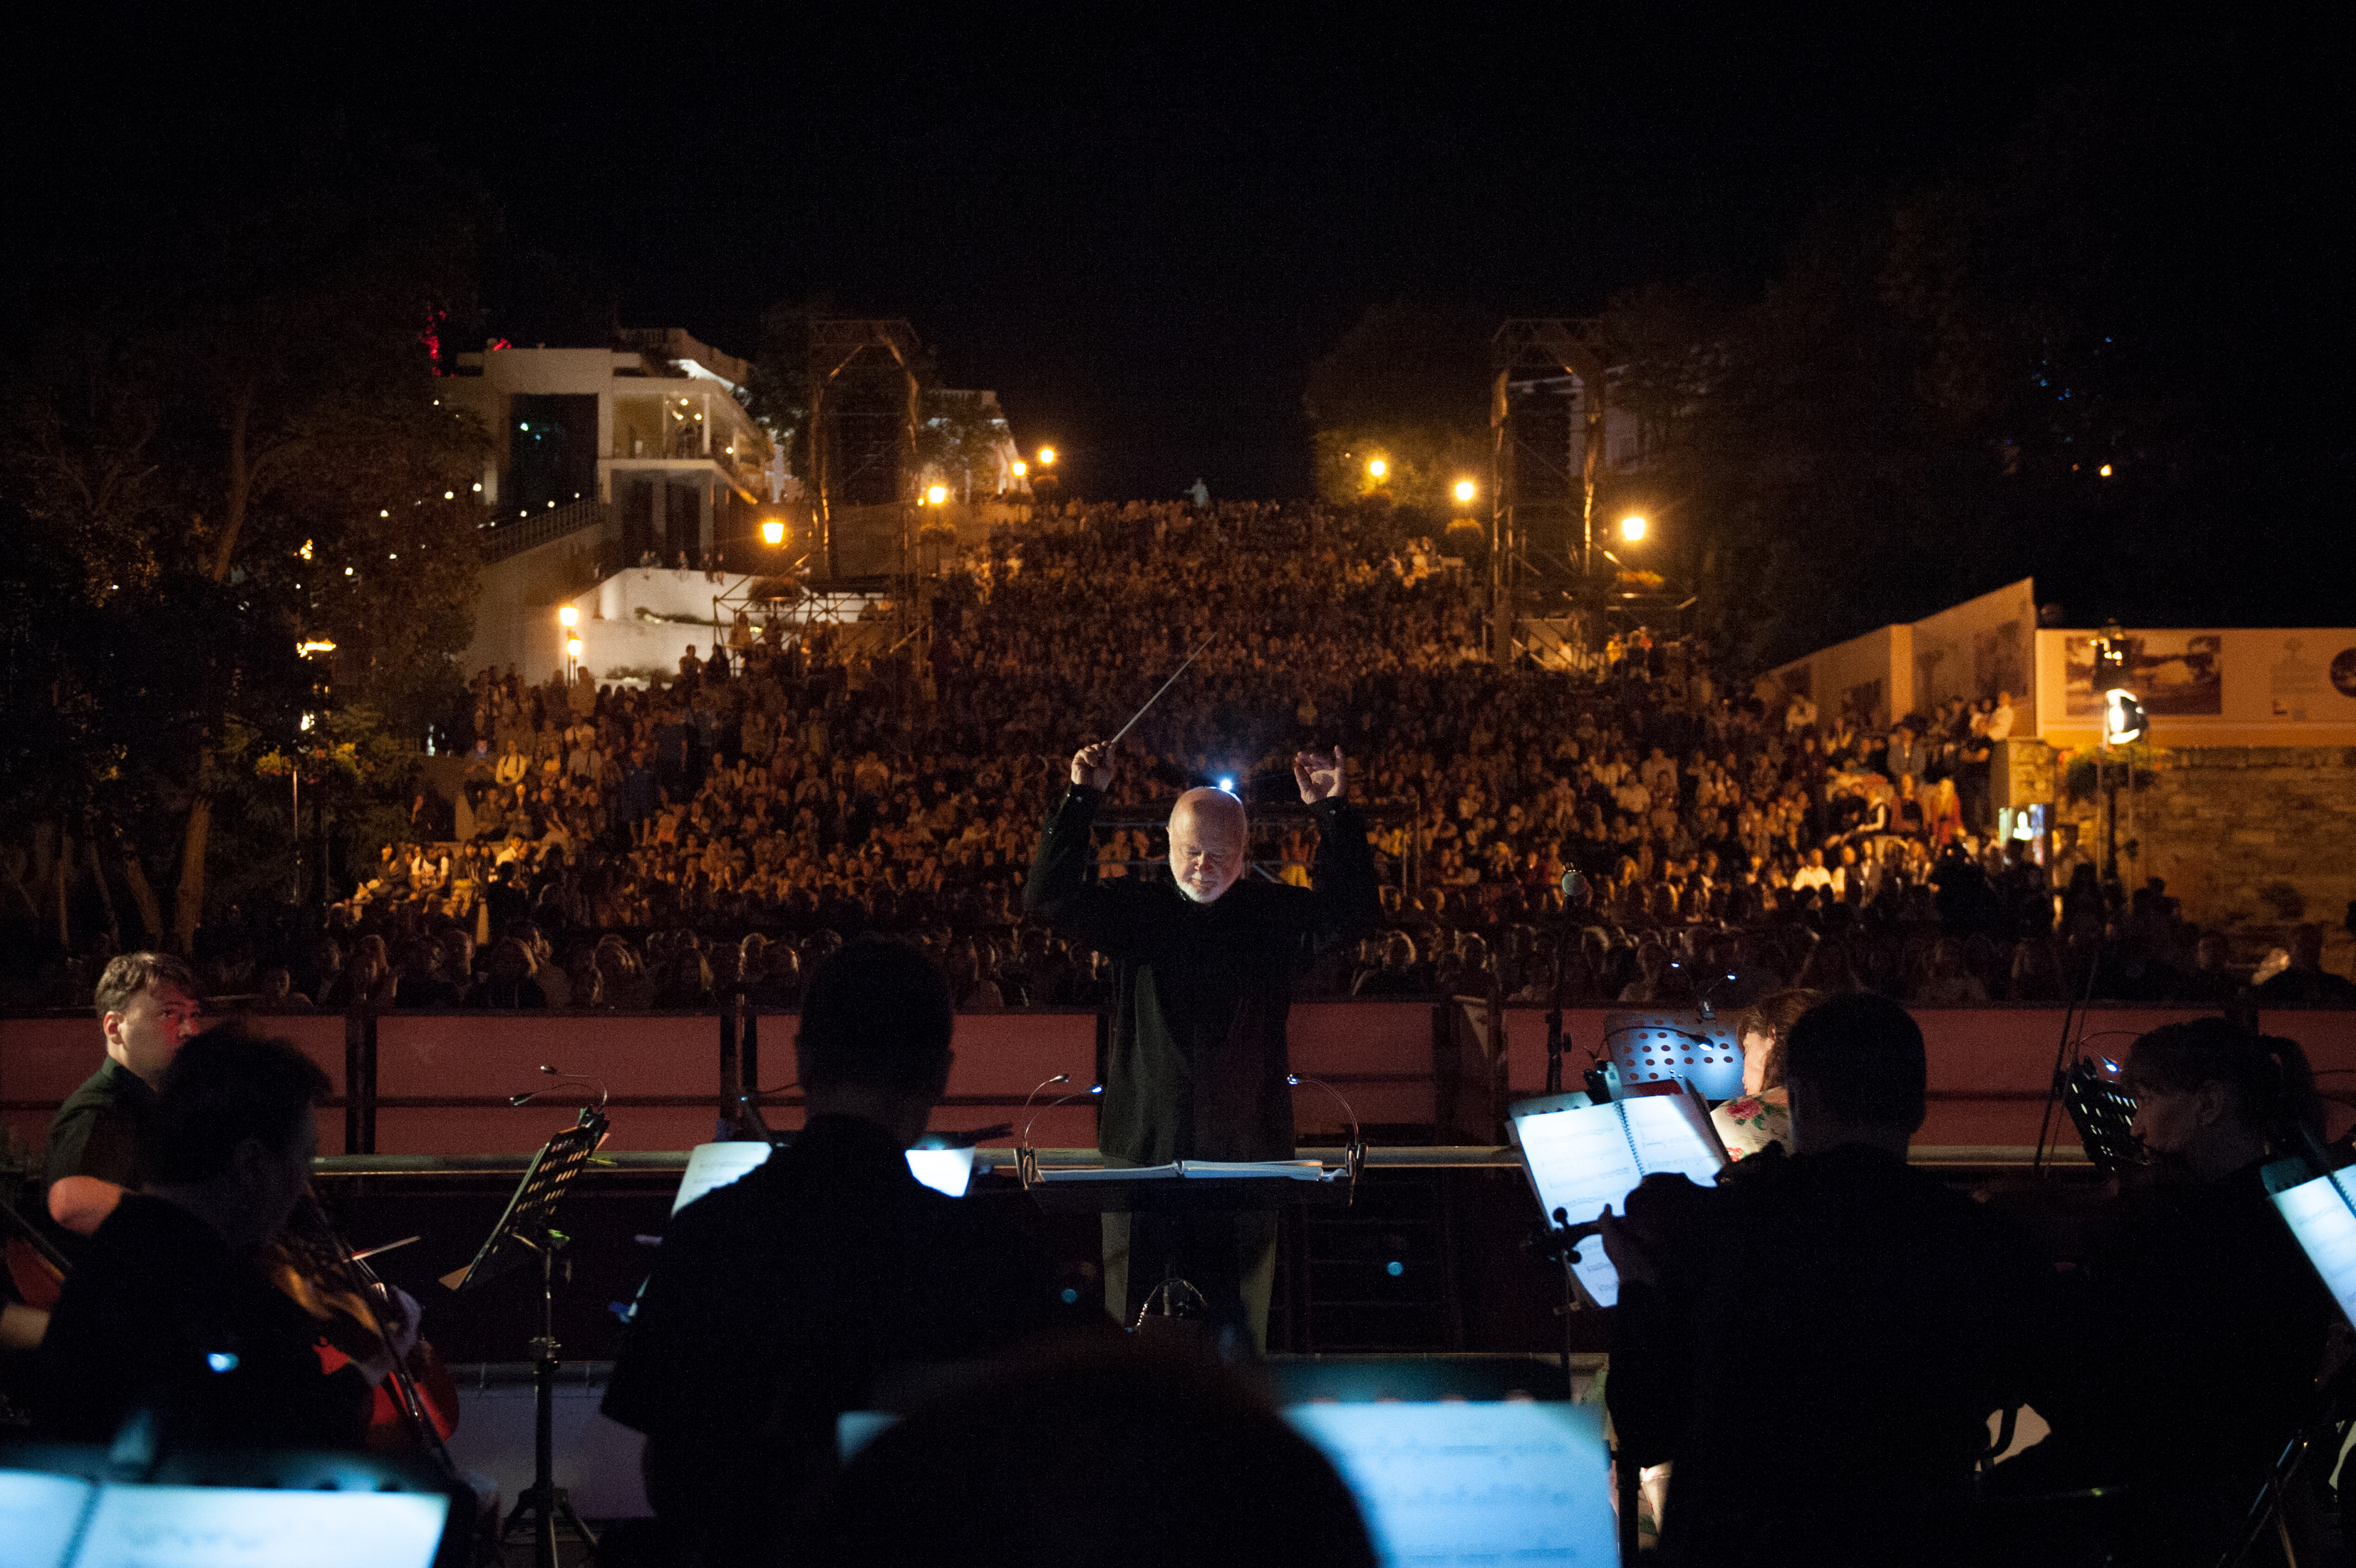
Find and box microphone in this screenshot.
[510,1063,610,1109]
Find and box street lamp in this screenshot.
[1037,447,1057,467]
[558,604,579,629]
[1453,478,1477,505]
[1012,460,1028,478]
[925,484,948,505]
[1619,515,1647,542]
[1367,458,1388,481]
[761,517,786,546]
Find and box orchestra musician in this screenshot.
[1708,988,1818,1163]
[32,1027,423,1450]
[1025,742,1379,1352]
[45,952,205,1205]
[1996,1019,2334,1566]
[605,937,1076,1567]
[1601,994,2053,1565]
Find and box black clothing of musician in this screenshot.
[2003,1159,2332,1562]
[604,1116,1065,1567]
[1023,781,1380,1345]
[32,1192,373,1448]
[45,1058,153,1192]
[1027,783,1380,1165]
[1607,1146,2052,1566]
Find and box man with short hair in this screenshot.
[34,1027,416,1448]
[46,952,204,1195]
[1603,994,2050,1564]
[605,937,1069,1567]
[1026,743,1380,1351]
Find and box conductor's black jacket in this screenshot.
[1023,785,1381,1163]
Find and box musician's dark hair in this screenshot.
[2125,1017,2321,1149]
[93,951,200,1020]
[796,935,955,1091]
[820,1338,1375,1566]
[142,1025,330,1183]
[1735,987,1820,1093]
[1781,993,1925,1133]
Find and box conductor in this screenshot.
[1025,742,1380,1351]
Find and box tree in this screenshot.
[2,148,489,952]
[1303,302,1490,511]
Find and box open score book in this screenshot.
[1511,1088,1730,1308]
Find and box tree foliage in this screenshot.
[1303,301,1490,511]
[0,147,491,952]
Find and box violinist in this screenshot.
[31,1026,421,1450]
[1998,1020,2334,1566]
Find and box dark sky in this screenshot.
[19,6,2180,497]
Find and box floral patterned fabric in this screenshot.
[1711,1088,1791,1161]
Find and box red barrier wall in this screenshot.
[7,1004,2354,1159]
[1288,1001,1437,1130]
[0,1014,348,1156]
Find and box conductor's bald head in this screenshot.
[1169,788,1247,904]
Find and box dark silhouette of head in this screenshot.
[820,1339,1375,1568]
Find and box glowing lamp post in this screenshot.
[761,518,786,547]
[925,484,948,506]
[1454,479,1477,505]
[1619,515,1647,542]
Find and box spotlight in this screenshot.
[2103,688,2146,746]
[1216,776,1236,794]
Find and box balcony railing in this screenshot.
[478,498,614,563]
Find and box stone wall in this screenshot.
[2064,746,2356,968]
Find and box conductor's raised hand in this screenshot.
[1293,746,1345,804]
[1071,742,1114,790]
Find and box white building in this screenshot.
[439,329,785,565]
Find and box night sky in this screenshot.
[10,7,2310,499]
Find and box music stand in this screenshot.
[442,1107,608,1568]
[2060,1062,2146,1173]
[1603,1009,1745,1101]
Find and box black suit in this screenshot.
[604,1116,1065,1566]
[1022,785,1380,1347]
[1608,1145,2053,1566]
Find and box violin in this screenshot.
[269,1196,462,1466]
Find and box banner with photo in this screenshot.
[2063,633,2223,717]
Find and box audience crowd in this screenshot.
[64,499,2348,1015]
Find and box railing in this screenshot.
[7,1004,2353,1166]
[478,498,614,564]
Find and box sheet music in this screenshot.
[0,1470,92,1568]
[672,1140,977,1212]
[1285,1401,1616,1566]
[1035,1162,1183,1183]
[1176,1160,1329,1180]
[72,1485,447,1568]
[1512,1094,1726,1310]
[1514,1106,1644,1229]
[1622,1096,1729,1188]
[2272,1173,2356,1324]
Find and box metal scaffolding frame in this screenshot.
[1490,319,1613,663]
[805,319,929,683]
